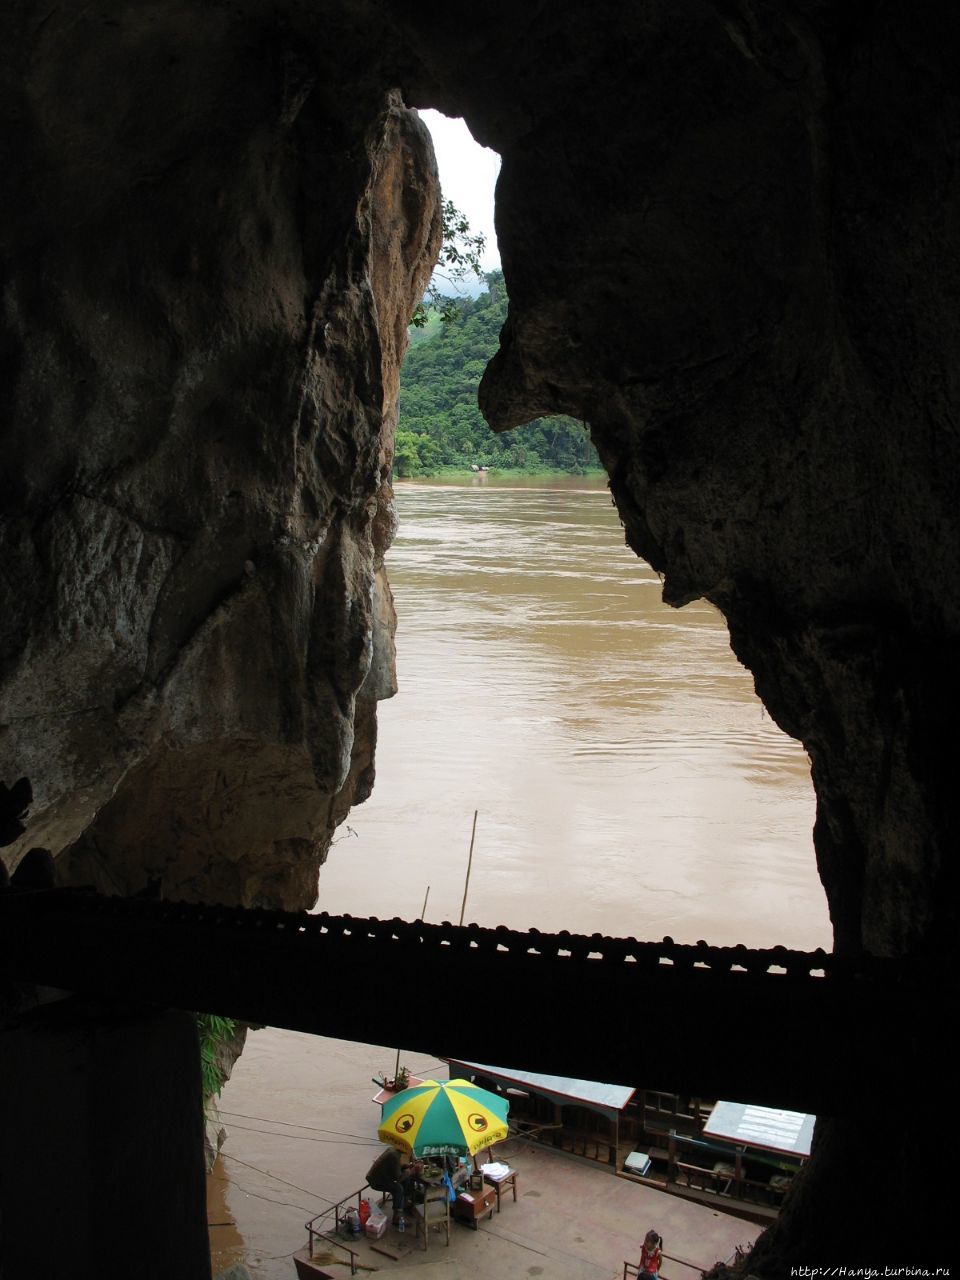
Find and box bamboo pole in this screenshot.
[458,810,479,927]
[392,886,432,1087]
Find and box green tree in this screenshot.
[399,271,600,475]
[394,429,441,476]
[411,198,486,328]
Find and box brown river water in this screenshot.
[210,476,829,1277]
[320,476,828,950]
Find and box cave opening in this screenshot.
[311,103,829,952]
[3,3,958,1271]
[192,100,833,1272]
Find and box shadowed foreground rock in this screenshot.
[2,1,959,1273]
[1,41,440,905]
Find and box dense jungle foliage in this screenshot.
[397,271,600,476]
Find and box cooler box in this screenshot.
[364,1216,387,1239]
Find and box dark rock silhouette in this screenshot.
[0,778,32,848]
[2,1,958,1271]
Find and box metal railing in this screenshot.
[302,1184,378,1276]
[666,1130,797,1208]
[4,886,941,1113]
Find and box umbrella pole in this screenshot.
[420,884,430,921]
[458,811,479,928]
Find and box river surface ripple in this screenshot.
[317,479,830,952]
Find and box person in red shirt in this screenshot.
[638,1228,663,1278]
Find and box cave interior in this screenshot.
[1,1,958,1274]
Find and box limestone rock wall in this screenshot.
[6,1,955,945]
[2,1,959,1268]
[0,6,441,905]
[453,0,960,963]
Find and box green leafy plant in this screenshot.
[196,1012,237,1104]
[411,198,486,328]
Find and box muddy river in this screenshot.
[211,477,827,1277]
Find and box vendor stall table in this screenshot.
[452,1186,496,1229]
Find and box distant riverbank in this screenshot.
[396,273,600,475]
[394,466,607,487]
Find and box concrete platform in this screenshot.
[306,1138,760,1279]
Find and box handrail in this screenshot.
[5,886,943,1114]
[303,1183,377,1276]
[673,1156,790,1207]
[669,1127,800,1168]
[10,889,854,979]
[304,1182,377,1235]
[301,1226,360,1277]
[509,1118,564,1141]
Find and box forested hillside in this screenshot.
[396,272,600,475]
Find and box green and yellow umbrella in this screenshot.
[377,1079,510,1158]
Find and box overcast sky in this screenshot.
[420,108,501,276]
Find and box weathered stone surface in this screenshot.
[462,1,960,965]
[1,14,440,905]
[212,1266,253,1280]
[2,0,959,1269]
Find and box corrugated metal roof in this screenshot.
[703,1100,815,1158]
[445,1059,636,1119]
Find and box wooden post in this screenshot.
[458,810,479,927]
